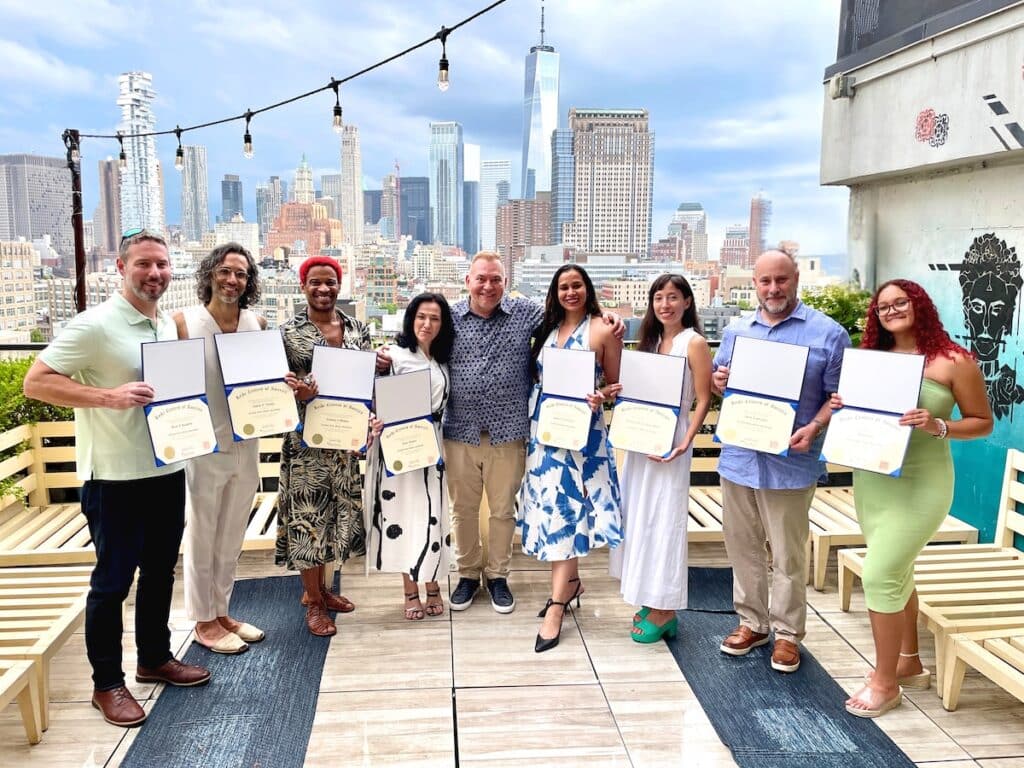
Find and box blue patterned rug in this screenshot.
[121,575,331,768]
[667,568,915,768]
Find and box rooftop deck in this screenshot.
[2,544,1023,767]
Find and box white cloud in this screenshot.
[0,40,97,93]
[0,0,137,46]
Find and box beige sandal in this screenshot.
[425,586,444,617]
[845,685,903,718]
[405,591,425,621]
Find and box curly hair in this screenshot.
[195,243,261,308]
[861,279,971,362]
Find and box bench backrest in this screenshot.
[995,448,1024,547]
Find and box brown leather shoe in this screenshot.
[771,639,801,673]
[719,625,770,656]
[92,686,147,727]
[302,586,355,613]
[305,602,337,637]
[136,658,211,687]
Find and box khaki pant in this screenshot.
[721,478,814,643]
[445,435,526,581]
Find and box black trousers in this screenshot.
[81,471,186,691]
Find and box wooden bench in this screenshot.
[0,422,285,565]
[0,565,91,731]
[0,659,42,744]
[679,411,977,589]
[942,628,1024,711]
[836,448,1024,691]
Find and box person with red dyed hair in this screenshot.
[835,279,992,718]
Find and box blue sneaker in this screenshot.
[486,577,515,614]
[449,578,479,611]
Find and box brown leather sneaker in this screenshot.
[719,625,770,656]
[92,686,147,727]
[136,658,211,686]
[771,639,801,673]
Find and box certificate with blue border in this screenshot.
[820,348,924,476]
[715,336,807,455]
[214,329,298,440]
[141,338,218,466]
[537,346,595,452]
[375,368,441,476]
[608,349,685,456]
[301,346,376,451]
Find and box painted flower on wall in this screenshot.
[991,365,1024,419]
[915,108,950,146]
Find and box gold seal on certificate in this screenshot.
[146,399,218,464]
[537,397,592,451]
[226,381,299,439]
[716,394,796,454]
[142,338,218,466]
[302,399,369,451]
[608,401,677,456]
[821,409,911,475]
[379,419,441,475]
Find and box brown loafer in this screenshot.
[720,625,770,656]
[305,602,337,637]
[136,658,211,687]
[92,685,147,727]
[771,639,801,673]
[302,586,355,613]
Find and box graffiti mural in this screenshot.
[915,108,950,147]
[983,93,1024,150]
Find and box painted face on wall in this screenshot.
[958,234,1022,363]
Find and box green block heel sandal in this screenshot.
[632,615,678,644]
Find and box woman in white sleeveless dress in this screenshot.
[608,274,713,643]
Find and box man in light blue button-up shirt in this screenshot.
[712,249,850,674]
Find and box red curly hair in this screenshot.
[861,279,972,362]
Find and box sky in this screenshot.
[0,0,850,260]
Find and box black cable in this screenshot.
[72,0,508,143]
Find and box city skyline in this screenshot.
[0,1,846,257]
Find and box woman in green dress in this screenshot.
[833,279,991,718]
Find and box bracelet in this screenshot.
[933,417,948,439]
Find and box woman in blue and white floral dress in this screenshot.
[518,264,623,653]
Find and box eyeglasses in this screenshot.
[875,297,911,316]
[214,267,250,282]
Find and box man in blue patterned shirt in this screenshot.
[712,248,850,673]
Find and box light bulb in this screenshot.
[243,132,253,159]
[333,104,343,134]
[70,147,81,163]
[118,151,127,170]
[174,146,184,171]
[438,57,449,92]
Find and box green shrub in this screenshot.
[0,357,73,432]
[801,284,872,346]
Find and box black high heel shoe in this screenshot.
[537,577,582,617]
[535,578,583,653]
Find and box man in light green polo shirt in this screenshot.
[24,230,210,728]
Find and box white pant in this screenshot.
[184,445,259,622]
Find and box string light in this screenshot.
[243,111,253,159]
[331,79,343,134]
[174,127,184,171]
[116,132,126,170]
[437,27,450,92]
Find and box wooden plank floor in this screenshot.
[1,544,1023,767]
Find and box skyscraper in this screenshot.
[0,154,73,255]
[256,175,284,245]
[381,173,400,239]
[668,202,708,263]
[292,156,314,204]
[549,129,574,244]
[429,122,463,248]
[748,191,772,265]
[339,125,364,246]
[479,160,511,252]
[320,173,343,223]
[463,143,480,254]
[180,146,209,242]
[400,177,430,244]
[720,224,750,266]
[363,190,382,224]
[117,71,164,233]
[496,196,551,281]
[520,6,559,198]
[95,158,121,254]
[220,174,242,225]
[563,109,654,259]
